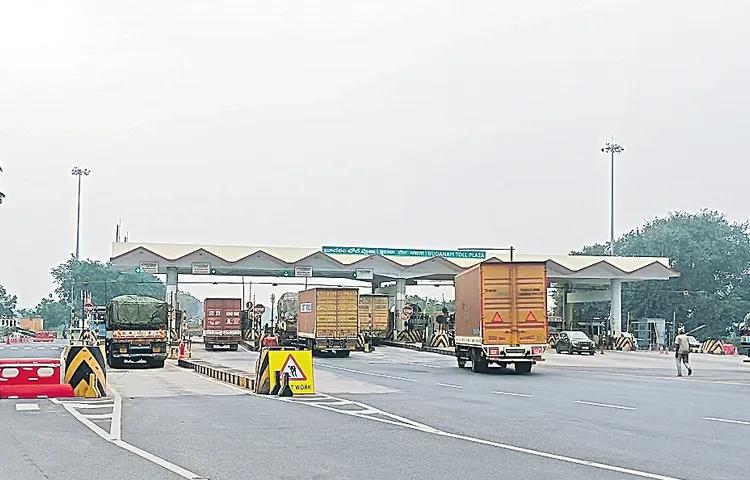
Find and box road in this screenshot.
[0,342,744,479]
[0,339,67,359]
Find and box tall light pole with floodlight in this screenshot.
[601,141,624,256]
[71,166,91,260]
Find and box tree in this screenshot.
[0,284,18,317]
[51,257,166,305]
[33,295,71,329]
[405,294,455,313]
[559,210,750,339]
[177,291,203,320]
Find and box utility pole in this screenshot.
[601,141,624,255]
[71,166,91,260]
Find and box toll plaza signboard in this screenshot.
[268,350,314,395]
[322,246,486,259]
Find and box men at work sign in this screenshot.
[268,350,315,394]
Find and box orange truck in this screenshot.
[297,287,359,357]
[204,298,242,351]
[357,294,390,344]
[454,261,548,374]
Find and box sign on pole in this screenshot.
[191,262,212,275]
[294,266,313,277]
[403,305,414,316]
[83,303,94,315]
[139,261,159,274]
[354,268,374,280]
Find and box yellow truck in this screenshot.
[454,261,548,374]
[297,287,359,357]
[358,294,390,344]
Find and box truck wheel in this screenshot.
[471,350,487,373]
[336,350,350,358]
[457,357,467,368]
[515,362,532,374]
[205,343,213,351]
[229,344,238,351]
[149,358,165,368]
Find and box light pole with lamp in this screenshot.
[72,166,91,260]
[600,141,623,256]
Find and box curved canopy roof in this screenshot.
[110,242,680,285]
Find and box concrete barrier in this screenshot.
[178,358,255,390]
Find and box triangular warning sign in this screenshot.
[280,354,307,381]
[491,312,504,323]
[525,311,538,322]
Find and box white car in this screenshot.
[687,335,702,353]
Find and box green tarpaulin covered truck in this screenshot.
[105,295,169,368]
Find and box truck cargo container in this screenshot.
[105,295,169,368]
[358,294,390,344]
[297,288,358,356]
[204,298,242,351]
[454,261,548,374]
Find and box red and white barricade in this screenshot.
[0,358,74,399]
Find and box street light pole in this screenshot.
[71,166,91,260]
[600,141,624,256]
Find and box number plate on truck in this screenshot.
[506,348,525,354]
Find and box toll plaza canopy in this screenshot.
[109,242,680,285]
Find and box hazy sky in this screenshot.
[1,1,748,307]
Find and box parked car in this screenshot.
[555,330,596,355]
[687,335,701,353]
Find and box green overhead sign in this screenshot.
[322,246,486,260]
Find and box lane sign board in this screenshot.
[139,261,159,274]
[268,350,315,394]
[354,268,374,280]
[191,262,212,275]
[83,303,94,315]
[294,266,313,277]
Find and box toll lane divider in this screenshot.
[381,340,455,357]
[63,345,107,398]
[178,358,256,390]
[699,339,725,355]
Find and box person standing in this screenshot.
[674,326,693,377]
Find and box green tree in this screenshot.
[560,210,750,339]
[0,284,18,317]
[177,291,203,320]
[51,257,166,305]
[33,295,71,329]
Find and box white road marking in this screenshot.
[182,357,677,480]
[58,388,205,479]
[15,403,40,411]
[84,413,113,419]
[24,347,31,350]
[37,347,45,350]
[435,382,464,389]
[573,400,636,411]
[10,347,18,350]
[491,391,533,397]
[317,363,416,382]
[705,417,750,426]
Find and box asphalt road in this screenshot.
[0,339,67,359]
[196,345,742,480]
[1,342,745,479]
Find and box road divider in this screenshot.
[63,345,107,398]
[178,358,255,390]
[699,339,725,355]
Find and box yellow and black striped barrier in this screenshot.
[392,330,424,343]
[428,332,451,349]
[254,347,272,394]
[613,336,633,351]
[700,339,724,355]
[548,334,558,349]
[63,345,107,398]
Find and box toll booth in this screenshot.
[630,317,666,350]
[573,319,605,344]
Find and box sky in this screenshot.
[1,1,749,308]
